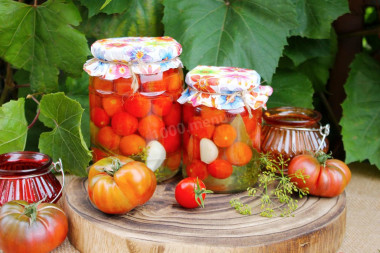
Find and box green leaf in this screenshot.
[100,0,113,10]
[163,0,298,82]
[267,70,314,109]
[0,98,28,153]
[284,37,331,67]
[0,0,89,93]
[79,0,163,39]
[38,92,91,176]
[61,72,90,147]
[290,0,349,39]
[79,0,131,17]
[340,53,380,168]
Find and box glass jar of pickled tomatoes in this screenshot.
[177,66,273,193]
[261,106,329,172]
[84,37,184,182]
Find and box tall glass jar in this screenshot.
[261,106,329,171]
[178,66,273,193]
[84,37,184,182]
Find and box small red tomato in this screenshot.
[111,111,138,136]
[91,107,110,128]
[186,160,208,180]
[163,102,181,126]
[138,114,165,140]
[288,152,351,197]
[123,94,151,118]
[207,159,233,179]
[102,96,123,117]
[175,177,212,209]
[97,126,120,150]
[152,96,173,116]
[160,129,181,153]
[0,200,68,253]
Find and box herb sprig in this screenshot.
[230,153,309,217]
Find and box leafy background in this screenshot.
[0,0,379,175]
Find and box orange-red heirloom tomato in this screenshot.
[0,200,68,253]
[88,156,157,214]
[288,153,351,197]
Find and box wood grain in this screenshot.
[63,176,346,253]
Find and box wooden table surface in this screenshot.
[52,162,380,253]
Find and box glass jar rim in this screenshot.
[263,106,322,127]
[0,151,53,176]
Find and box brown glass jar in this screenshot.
[261,107,329,169]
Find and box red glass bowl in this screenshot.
[0,151,64,206]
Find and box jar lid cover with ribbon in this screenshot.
[83,36,183,91]
[177,65,273,115]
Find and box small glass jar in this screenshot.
[0,151,64,205]
[178,66,273,193]
[84,37,184,182]
[261,106,329,169]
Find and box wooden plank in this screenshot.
[63,176,346,253]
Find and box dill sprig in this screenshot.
[230,153,309,218]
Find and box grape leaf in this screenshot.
[0,98,28,153]
[78,0,129,17]
[284,37,331,67]
[340,53,380,168]
[0,0,89,92]
[163,0,298,82]
[38,92,91,176]
[291,0,349,39]
[267,70,314,109]
[61,72,90,147]
[79,0,163,39]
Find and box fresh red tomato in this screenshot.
[207,159,233,179]
[175,177,212,208]
[0,200,68,253]
[288,153,351,197]
[88,156,157,214]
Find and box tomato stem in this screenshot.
[21,199,45,225]
[194,177,213,208]
[314,151,332,166]
[105,157,122,176]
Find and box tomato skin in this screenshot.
[288,154,351,197]
[0,200,68,253]
[175,177,207,209]
[88,157,157,214]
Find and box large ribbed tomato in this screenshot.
[288,153,351,197]
[0,200,68,253]
[88,156,156,214]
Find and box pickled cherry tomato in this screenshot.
[160,129,180,153]
[114,77,133,95]
[189,116,215,139]
[207,159,233,179]
[119,134,146,156]
[97,126,120,150]
[93,77,113,92]
[213,124,237,148]
[123,94,151,118]
[152,96,172,116]
[163,103,181,126]
[200,106,226,125]
[102,96,123,117]
[226,142,252,166]
[138,115,165,140]
[186,160,208,180]
[91,107,110,128]
[165,151,181,171]
[111,112,138,136]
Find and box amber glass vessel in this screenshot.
[0,151,63,205]
[89,68,184,182]
[182,104,262,193]
[261,107,329,169]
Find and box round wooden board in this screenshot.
[63,176,346,253]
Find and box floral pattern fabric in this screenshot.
[83,37,183,80]
[178,65,273,111]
